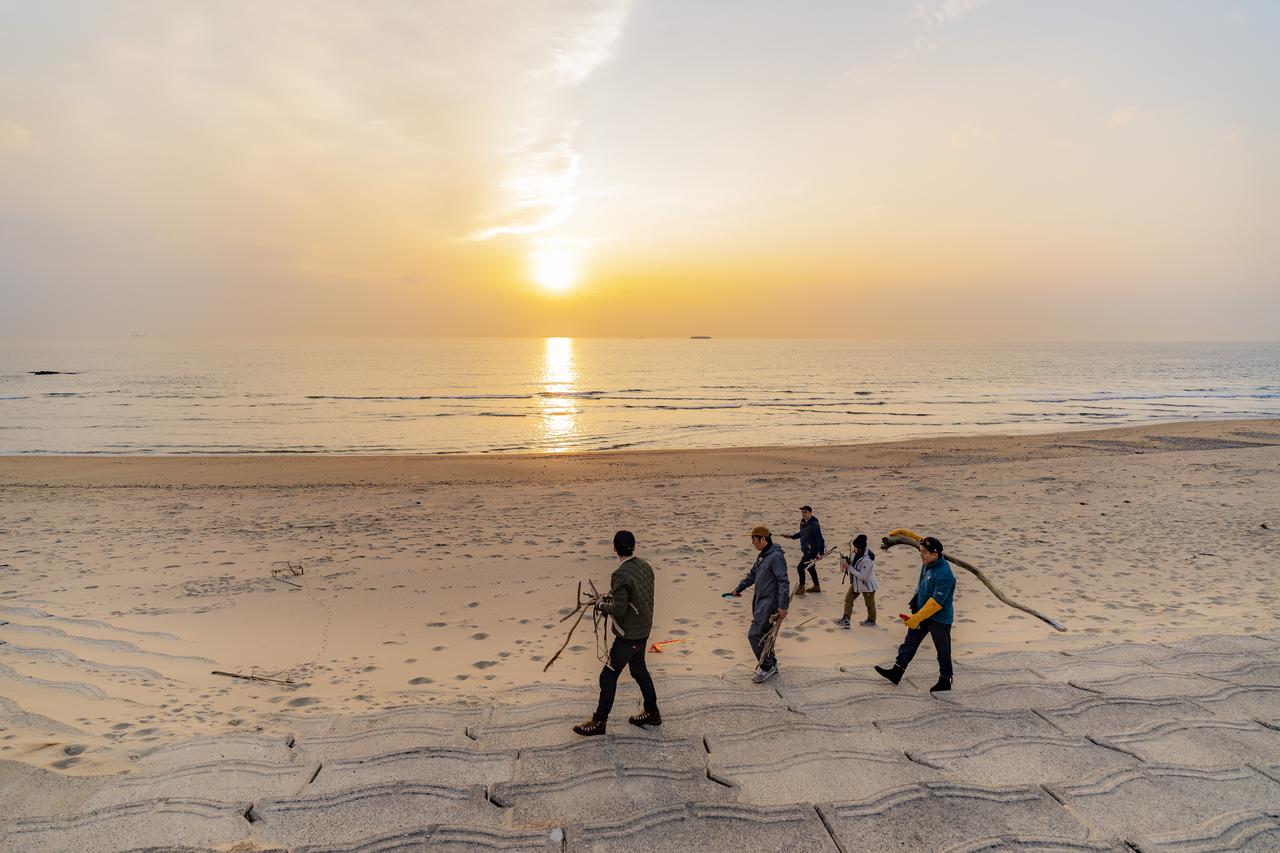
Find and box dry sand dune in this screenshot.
[0,418,1277,778]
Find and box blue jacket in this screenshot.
[735,542,791,620]
[787,516,826,557]
[911,556,956,625]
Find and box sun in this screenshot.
[529,247,578,294]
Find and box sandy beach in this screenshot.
[0,418,1276,781]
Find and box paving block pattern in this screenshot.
[1038,696,1211,735]
[4,798,251,853]
[1048,764,1280,840]
[1091,718,1280,768]
[5,633,1280,852]
[819,781,1094,850]
[490,765,734,826]
[910,734,1139,786]
[708,720,937,803]
[570,802,838,852]
[250,781,503,849]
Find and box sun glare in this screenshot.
[530,248,578,294]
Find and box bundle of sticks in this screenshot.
[542,581,604,673]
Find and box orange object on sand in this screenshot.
[648,638,686,653]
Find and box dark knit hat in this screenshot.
[852,534,868,549]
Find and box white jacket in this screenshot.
[846,553,878,593]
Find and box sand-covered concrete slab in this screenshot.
[490,765,734,827]
[130,733,300,770]
[1048,764,1280,840]
[250,781,503,848]
[294,824,564,852]
[3,798,251,853]
[570,802,838,853]
[1189,684,1280,721]
[0,759,105,819]
[818,781,1094,850]
[1069,672,1226,699]
[910,733,1139,786]
[1093,719,1280,768]
[308,745,516,792]
[513,734,706,783]
[706,720,936,804]
[1131,809,1280,853]
[1038,696,1209,734]
[934,680,1099,711]
[875,707,1061,750]
[83,758,320,810]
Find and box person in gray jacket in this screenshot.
[728,525,790,683]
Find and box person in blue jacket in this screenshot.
[875,535,955,692]
[728,525,790,683]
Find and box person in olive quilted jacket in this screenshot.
[572,530,661,736]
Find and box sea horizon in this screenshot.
[4,337,1278,456]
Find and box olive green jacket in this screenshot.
[600,556,655,640]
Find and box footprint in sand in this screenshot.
[409,677,433,685]
[471,632,489,640]
[288,697,319,708]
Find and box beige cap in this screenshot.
[750,525,771,538]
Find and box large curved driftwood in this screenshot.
[880,531,1067,632]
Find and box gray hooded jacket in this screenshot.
[734,542,791,619]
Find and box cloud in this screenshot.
[912,0,992,26]
[0,121,32,152]
[1106,107,1136,128]
[469,1,631,241]
[0,0,632,331]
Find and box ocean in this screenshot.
[1,338,1277,455]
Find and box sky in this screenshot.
[1,0,1277,340]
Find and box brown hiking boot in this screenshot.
[628,709,662,728]
[572,717,606,736]
[810,582,822,593]
[793,585,807,596]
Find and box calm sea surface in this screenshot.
[1,339,1277,455]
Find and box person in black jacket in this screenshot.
[785,505,825,595]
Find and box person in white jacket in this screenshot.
[834,533,877,628]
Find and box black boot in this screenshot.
[875,663,904,685]
[930,676,952,693]
[628,709,662,728]
[572,716,606,736]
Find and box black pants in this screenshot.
[797,554,818,587]
[894,620,953,679]
[595,635,659,722]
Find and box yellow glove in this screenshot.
[903,597,941,629]
[889,528,922,542]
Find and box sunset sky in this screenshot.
[1,1,1276,339]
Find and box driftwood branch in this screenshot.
[543,604,590,672]
[880,533,1067,632]
[211,669,294,685]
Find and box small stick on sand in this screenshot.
[211,670,294,685]
[880,530,1067,632]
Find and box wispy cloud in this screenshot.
[1106,107,1136,128]
[912,0,992,26]
[468,0,631,241]
[0,121,33,152]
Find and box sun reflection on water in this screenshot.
[539,337,578,451]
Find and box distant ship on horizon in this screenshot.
[690,335,711,340]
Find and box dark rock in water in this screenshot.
[29,370,78,375]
